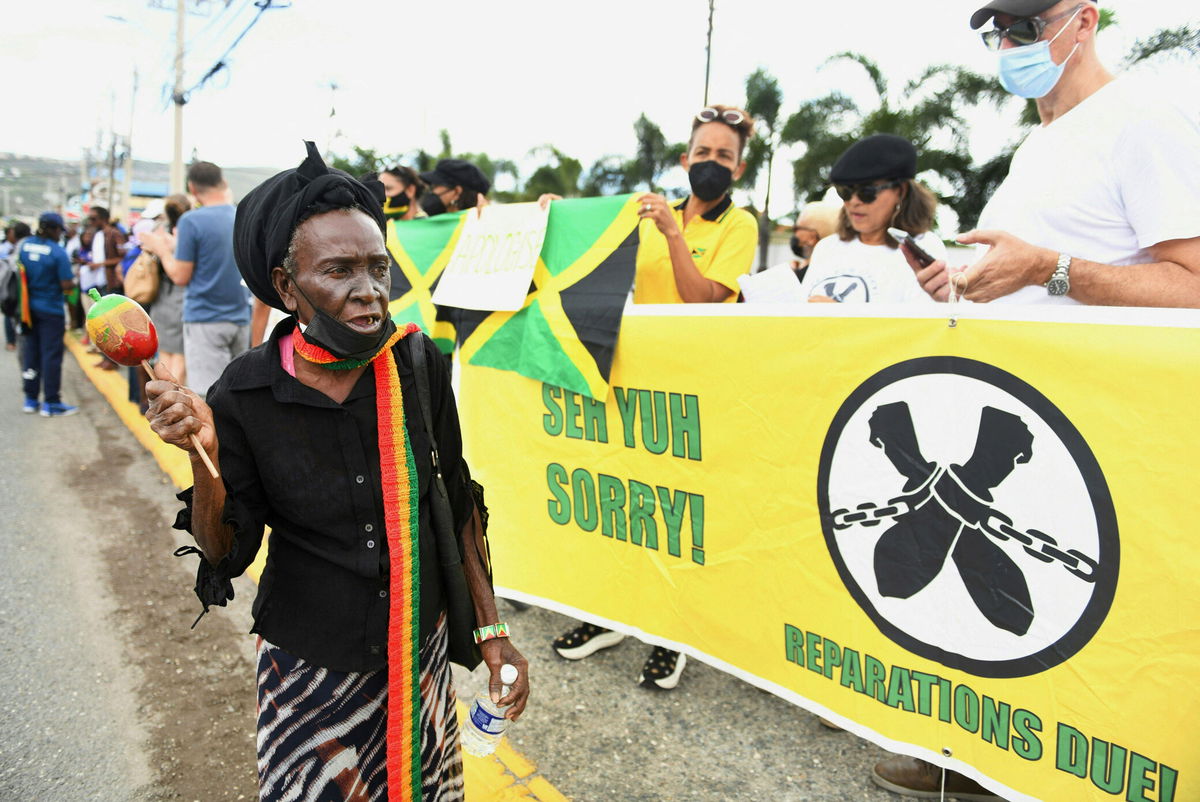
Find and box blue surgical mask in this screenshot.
[997,7,1082,99]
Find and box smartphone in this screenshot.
[888,227,935,267]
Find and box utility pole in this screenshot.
[80,148,89,203]
[703,0,715,105]
[123,67,138,218]
[758,147,774,271]
[107,90,118,213]
[171,0,186,194]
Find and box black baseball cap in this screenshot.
[970,0,1095,30]
[419,159,491,195]
[829,135,917,185]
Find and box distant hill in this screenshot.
[0,153,282,221]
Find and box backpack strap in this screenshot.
[408,334,462,567]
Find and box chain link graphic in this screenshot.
[831,491,1098,583]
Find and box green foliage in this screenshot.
[780,53,1015,228]
[1124,25,1200,66]
[327,9,1199,223]
[328,145,402,178]
[743,68,786,268]
[630,113,673,192]
[519,146,584,201]
[742,67,783,188]
[580,156,635,197]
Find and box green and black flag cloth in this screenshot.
[386,194,642,399]
[386,212,466,355]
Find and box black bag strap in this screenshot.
[408,334,463,568]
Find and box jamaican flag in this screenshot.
[386,212,466,355]
[388,194,641,399]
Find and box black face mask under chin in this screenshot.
[291,279,396,362]
[418,190,448,217]
[688,160,733,202]
[790,235,809,258]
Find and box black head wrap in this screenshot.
[233,141,387,311]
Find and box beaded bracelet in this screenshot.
[473,622,511,644]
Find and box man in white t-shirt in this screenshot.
[910,0,1200,307]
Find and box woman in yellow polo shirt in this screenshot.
[552,106,757,691]
[632,105,758,304]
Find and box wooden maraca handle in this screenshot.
[142,361,220,479]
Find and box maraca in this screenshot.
[85,289,220,479]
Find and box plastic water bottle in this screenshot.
[460,664,518,757]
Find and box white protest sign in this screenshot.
[431,202,550,311]
[737,264,807,303]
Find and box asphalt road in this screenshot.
[0,349,156,800]
[0,344,919,801]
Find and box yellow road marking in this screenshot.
[65,331,568,801]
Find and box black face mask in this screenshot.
[418,190,447,217]
[382,194,410,220]
[291,278,396,362]
[790,235,809,258]
[688,160,733,202]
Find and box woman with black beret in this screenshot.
[144,142,528,801]
[802,134,944,303]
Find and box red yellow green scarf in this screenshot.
[294,320,424,802]
[16,258,31,327]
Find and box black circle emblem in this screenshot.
[817,357,1118,678]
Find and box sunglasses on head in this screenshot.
[834,179,904,204]
[981,3,1083,50]
[695,107,745,126]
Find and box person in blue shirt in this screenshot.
[153,161,251,397]
[18,212,78,416]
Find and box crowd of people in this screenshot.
[5,0,1200,798]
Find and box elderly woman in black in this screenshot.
[145,142,528,801]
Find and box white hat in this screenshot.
[140,199,166,220]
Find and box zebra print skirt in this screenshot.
[255,611,465,801]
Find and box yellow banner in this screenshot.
[459,306,1200,802]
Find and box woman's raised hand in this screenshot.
[637,193,680,238]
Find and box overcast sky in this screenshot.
[4,0,1197,212]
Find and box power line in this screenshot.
[178,0,288,103]
[186,0,255,59]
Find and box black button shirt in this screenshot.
[187,319,473,672]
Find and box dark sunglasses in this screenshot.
[834,179,904,204]
[981,4,1082,50]
[695,107,745,126]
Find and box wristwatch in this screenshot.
[1045,253,1072,297]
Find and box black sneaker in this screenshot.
[552,623,625,660]
[639,646,687,690]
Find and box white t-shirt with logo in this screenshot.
[800,234,944,304]
[979,73,1200,305]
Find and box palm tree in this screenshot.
[743,68,783,270]
[782,52,1011,230]
[580,155,634,197]
[1123,23,1199,66]
[629,113,680,192]
[521,146,584,200]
